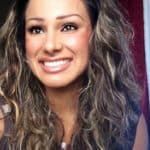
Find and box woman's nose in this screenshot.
[43,31,62,54]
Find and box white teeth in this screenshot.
[44,60,69,67]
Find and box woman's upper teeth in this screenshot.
[44,59,69,67]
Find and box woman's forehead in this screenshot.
[25,0,89,21]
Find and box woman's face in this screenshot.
[25,0,92,89]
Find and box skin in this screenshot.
[0,110,4,138]
[25,0,92,89]
[0,0,149,148]
[25,0,92,143]
[133,114,149,150]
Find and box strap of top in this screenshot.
[0,97,13,150]
[0,104,11,119]
[0,97,12,135]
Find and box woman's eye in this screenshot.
[61,24,78,32]
[28,26,44,34]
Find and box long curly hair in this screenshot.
[0,0,141,149]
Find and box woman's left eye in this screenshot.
[61,24,78,32]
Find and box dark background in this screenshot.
[0,0,12,26]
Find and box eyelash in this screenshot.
[27,23,78,34]
[27,26,44,34]
[61,23,78,32]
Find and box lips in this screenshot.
[39,58,72,73]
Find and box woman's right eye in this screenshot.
[27,26,44,34]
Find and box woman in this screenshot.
[0,0,148,149]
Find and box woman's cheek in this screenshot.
[63,30,91,51]
[25,36,44,57]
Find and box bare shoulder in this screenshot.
[133,114,149,150]
[0,107,5,138]
[0,104,4,138]
[0,117,5,139]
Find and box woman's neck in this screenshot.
[46,86,79,116]
[46,84,80,144]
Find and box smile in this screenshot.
[44,59,69,67]
[40,58,72,73]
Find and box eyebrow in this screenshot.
[56,14,84,20]
[26,13,84,22]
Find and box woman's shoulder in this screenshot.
[133,114,149,150]
[0,97,6,138]
[0,117,5,138]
